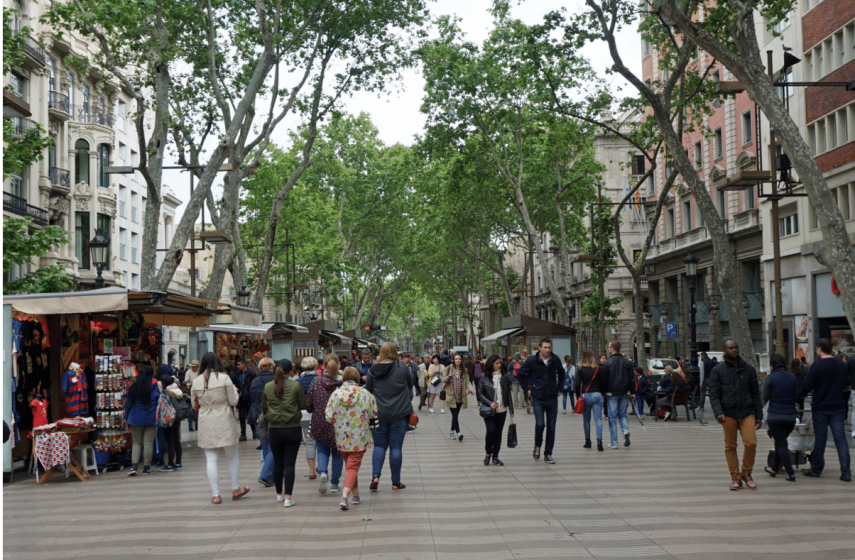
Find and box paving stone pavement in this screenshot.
[4,401,855,560]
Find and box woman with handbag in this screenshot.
[365,342,414,491]
[442,353,476,441]
[262,359,308,507]
[477,355,514,465]
[124,365,162,476]
[191,353,250,504]
[326,366,378,510]
[574,350,605,451]
[426,355,445,413]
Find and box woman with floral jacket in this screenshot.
[325,366,378,511]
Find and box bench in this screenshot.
[655,386,694,421]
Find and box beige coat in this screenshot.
[442,365,472,409]
[191,372,239,449]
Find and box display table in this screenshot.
[35,426,95,484]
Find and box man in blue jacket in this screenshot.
[517,338,564,464]
[799,338,851,482]
[359,349,373,386]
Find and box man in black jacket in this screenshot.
[708,339,763,491]
[604,340,634,448]
[518,338,564,464]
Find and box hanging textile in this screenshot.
[34,432,69,470]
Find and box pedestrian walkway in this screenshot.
[4,406,854,560]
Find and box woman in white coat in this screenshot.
[192,353,251,504]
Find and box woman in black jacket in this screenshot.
[477,355,514,466]
[574,350,605,451]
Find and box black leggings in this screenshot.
[767,418,797,477]
[164,422,182,466]
[484,411,507,458]
[450,405,462,433]
[268,427,302,495]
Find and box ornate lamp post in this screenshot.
[89,228,110,289]
[683,250,700,393]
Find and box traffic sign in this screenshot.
[664,322,677,339]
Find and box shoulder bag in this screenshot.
[573,367,598,415]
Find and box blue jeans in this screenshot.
[153,426,166,462]
[808,408,851,479]
[316,441,343,486]
[531,397,558,456]
[583,392,604,440]
[698,384,706,409]
[607,395,630,446]
[372,416,408,484]
[259,436,274,482]
[562,387,575,410]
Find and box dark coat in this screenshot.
[708,357,762,420]
[517,352,564,401]
[574,366,605,398]
[248,369,274,425]
[603,353,633,395]
[477,371,514,415]
[306,374,343,448]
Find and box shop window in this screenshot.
[75,139,89,185]
[76,212,90,269]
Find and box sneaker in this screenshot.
[283,499,295,508]
[159,465,175,472]
[562,409,566,414]
[340,499,349,511]
[319,473,329,495]
[330,485,341,493]
[544,455,555,464]
[276,494,285,502]
[533,446,541,460]
[458,432,464,442]
[259,478,274,488]
[127,468,138,476]
[429,408,435,413]
[189,427,195,432]
[142,467,152,475]
[608,443,618,449]
[449,430,455,439]
[624,434,631,447]
[352,495,360,505]
[239,435,247,442]
[174,464,182,470]
[441,409,445,414]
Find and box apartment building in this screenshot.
[3,0,173,291]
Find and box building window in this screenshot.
[49,58,57,92]
[76,212,90,269]
[667,207,675,238]
[131,232,139,264]
[97,144,110,187]
[841,108,850,143]
[719,189,727,219]
[131,191,138,222]
[82,83,90,119]
[693,141,702,169]
[746,187,756,210]
[66,73,74,106]
[778,211,799,237]
[97,214,111,270]
[75,139,89,185]
[9,71,27,101]
[742,110,752,144]
[119,228,127,260]
[131,273,140,290]
[771,12,791,34]
[123,271,128,287]
[840,186,851,220]
[118,101,126,133]
[819,120,827,152]
[131,150,140,183]
[119,186,127,218]
[141,197,146,223]
[118,143,126,167]
[830,114,838,149]
[809,124,817,155]
[712,71,721,108]
[683,200,692,231]
[10,172,25,200]
[714,128,723,159]
[643,41,650,57]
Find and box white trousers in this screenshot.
[205,444,240,497]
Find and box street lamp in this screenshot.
[683,250,700,404]
[89,228,110,289]
[236,285,251,307]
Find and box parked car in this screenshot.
[646,358,680,384]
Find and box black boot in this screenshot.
[583,439,592,449]
[597,440,604,452]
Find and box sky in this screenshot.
[163,0,641,218]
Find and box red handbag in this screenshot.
[574,367,598,414]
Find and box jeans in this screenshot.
[269,426,302,495]
[531,397,558,456]
[187,410,198,430]
[808,408,851,479]
[607,395,630,446]
[582,392,604,440]
[484,410,507,457]
[258,436,274,482]
[153,426,166,462]
[722,415,757,480]
[511,381,525,409]
[371,416,408,484]
[767,418,796,477]
[562,388,575,410]
[698,384,706,409]
[316,441,343,486]
[450,405,462,433]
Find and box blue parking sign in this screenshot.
[664,322,677,338]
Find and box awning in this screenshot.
[5,288,129,315]
[481,327,526,343]
[198,323,271,334]
[229,305,262,326]
[353,337,378,349]
[264,322,309,334]
[320,330,353,344]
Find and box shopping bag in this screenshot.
[507,420,518,448]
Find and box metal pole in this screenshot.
[598,182,606,352]
[768,50,787,359]
[189,172,196,298]
[528,235,535,317]
[689,278,699,390]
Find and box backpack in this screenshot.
[171,394,190,421]
[156,383,176,427]
[473,362,483,380]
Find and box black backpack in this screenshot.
[171,394,191,421]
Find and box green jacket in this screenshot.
[261,378,307,428]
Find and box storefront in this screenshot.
[481,315,575,362]
[3,288,226,475]
[813,272,854,355]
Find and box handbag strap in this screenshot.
[583,367,598,394]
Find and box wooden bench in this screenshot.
[655,386,694,421]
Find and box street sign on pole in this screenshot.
[664,322,677,339]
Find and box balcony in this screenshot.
[11,31,45,67]
[48,91,69,119]
[658,227,711,256]
[70,104,114,128]
[7,116,36,137]
[729,208,760,233]
[50,167,70,189]
[4,191,48,226]
[619,276,649,291]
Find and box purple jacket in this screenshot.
[306,374,343,448]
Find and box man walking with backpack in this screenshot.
[518,338,563,464]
